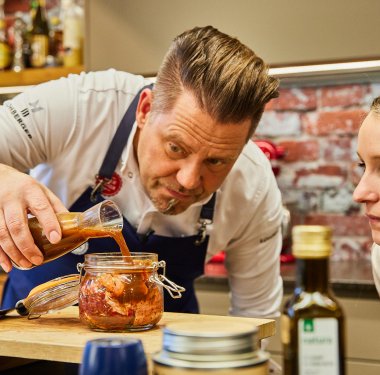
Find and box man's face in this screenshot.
[134,88,251,215]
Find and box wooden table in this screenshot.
[0,306,275,367]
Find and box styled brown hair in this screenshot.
[151,26,279,140]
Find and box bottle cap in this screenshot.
[292,225,332,258]
[80,337,148,375]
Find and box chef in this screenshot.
[0,25,284,317]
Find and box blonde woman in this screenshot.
[353,96,380,294]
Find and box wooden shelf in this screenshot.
[0,66,85,87]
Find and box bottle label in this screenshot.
[31,34,48,67]
[63,18,82,49]
[63,18,83,66]
[280,314,290,344]
[298,318,339,375]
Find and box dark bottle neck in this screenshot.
[33,2,48,34]
[295,257,330,293]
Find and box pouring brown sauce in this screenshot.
[28,213,131,266]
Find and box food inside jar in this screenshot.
[79,268,163,331]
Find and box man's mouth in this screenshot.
[167,187,192,200]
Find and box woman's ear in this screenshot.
[136,88,153,129]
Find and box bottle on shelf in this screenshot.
[281,225,346,375]
[0,0,11,71]
[30,0,49,68]
[11,13,27,72]
[48,15,63,66]
[29,0,39,22]
[62,0,84,67]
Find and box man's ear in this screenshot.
[136,88,153,129]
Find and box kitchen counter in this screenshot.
[0,306,275,372]
[197,258,379,299]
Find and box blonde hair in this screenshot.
[371,97,380,115]
[151,26,279,139]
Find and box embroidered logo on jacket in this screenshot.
[5,102,32,139]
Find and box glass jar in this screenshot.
[78,252,184,332]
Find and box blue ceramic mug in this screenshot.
[79,337,148,375]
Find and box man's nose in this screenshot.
[176,160,203,191]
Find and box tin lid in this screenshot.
[18,274,80,318]
[292,225,332,259]
[153,320,269,369]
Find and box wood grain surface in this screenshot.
[0,306,275,364]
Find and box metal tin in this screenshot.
[152,320,269,374]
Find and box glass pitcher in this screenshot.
[13,200,125,270]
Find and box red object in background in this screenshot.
[208,251,295,266]
[255,139,295,263]
[209,252,225,263]
[254,139,285,160]
[207,139,294,270]
[280,253,295,263]
[254,139,285,176]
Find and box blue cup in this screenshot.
[79,337,148,375]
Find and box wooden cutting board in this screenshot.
[0,306,275,364]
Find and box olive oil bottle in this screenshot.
[282,225,345,375]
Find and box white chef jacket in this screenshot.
[0,69,284,318]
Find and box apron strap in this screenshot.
[91,83,154,202]
[200,193,216,220]
[195,193,216,245]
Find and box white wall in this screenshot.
[85,0,380,75]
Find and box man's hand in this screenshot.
[0,164,68,272]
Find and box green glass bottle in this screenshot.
[282,225,346,375]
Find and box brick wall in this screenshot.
[255,82,380,261]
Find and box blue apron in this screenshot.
[1,86,215,313]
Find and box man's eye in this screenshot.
[207,158,223,166]
[169,143,181,153]
[166,142,185,158]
